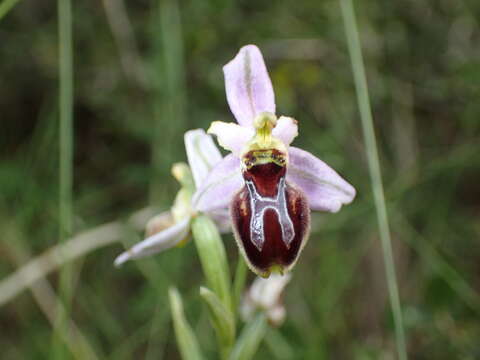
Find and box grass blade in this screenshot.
[339,0,407,359]
[200,286,235,359]
[229,314,268,360]
[169,288,204,360]
[55,0,74,358]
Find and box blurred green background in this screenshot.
[1,0,480,359]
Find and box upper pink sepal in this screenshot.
[223,45,276,127]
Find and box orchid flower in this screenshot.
[114,129,229,266]
[193,45,356,277]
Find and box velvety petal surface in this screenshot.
[223,45,275,127]
[184,129,222,188]
[272,116,298,146]
[287,147,356,212]
[192,154,243,212]
[114,217,191,266]
[208,121,254,155]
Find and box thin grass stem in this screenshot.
[58,0,74,263]
[150,0,186,203]
[55,0,74,358]
[339,0,407,359]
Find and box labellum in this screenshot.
[231,146,311,277]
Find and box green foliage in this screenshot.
[169,288,205,360]
[192,215,233,314]
[199,286,235,359]
[229,314,268,360]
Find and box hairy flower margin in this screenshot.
[115,44,355,279]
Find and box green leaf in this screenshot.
[168,288,204,360]
[200,286,235,359]
[233,257,248,312]
[191,215,233,313]
[229,314,268,360]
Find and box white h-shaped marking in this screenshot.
[245,177,295,251]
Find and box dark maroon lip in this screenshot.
[231,161,310,275]
[242,161,286,197]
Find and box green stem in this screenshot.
[191,215,233,314]
[58,0,73,244]
[55,0,74,358]
[339,0,407,359]
[199,287,235,359]
[233,257,248,312]
[169,288,205,360]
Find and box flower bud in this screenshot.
[241,273,291,327]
